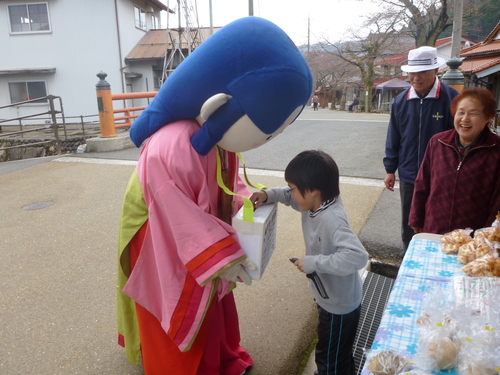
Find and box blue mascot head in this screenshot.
[130,16,313,155]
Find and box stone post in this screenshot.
[441,57,464,93]
[95,72,116,137]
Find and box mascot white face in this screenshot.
[195,93,303,153]
[216,106,303,152]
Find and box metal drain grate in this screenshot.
[353,271,395,374]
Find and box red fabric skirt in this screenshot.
[128,222,252,375]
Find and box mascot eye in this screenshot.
[266,135,273,140]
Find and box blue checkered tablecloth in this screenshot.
[361,237,463,375]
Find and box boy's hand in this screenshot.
[291,258,305,273]
[249,191,268,208]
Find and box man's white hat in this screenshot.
[400,46,446,73]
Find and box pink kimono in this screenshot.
[117,119,252,374]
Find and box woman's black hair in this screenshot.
[284,150,340,201]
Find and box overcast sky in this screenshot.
[162,0,380,46]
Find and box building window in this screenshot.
[153,76,161,90]
[152,15,159,29]
[134,6,146,30]
[9,81,48,104]
[8,3,50,33]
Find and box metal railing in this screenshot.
[0,90,158,148]
[0,95,66,154]
[111,91,157,128]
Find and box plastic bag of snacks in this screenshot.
[458,344,498,375]
[417,319,461,370]
[461,254,500,277]
[457,235,497,264]
[440,228,473,254]
[367,350,410,375]
[456,309,499,375]
[414,288,500,373]
[474,226,500,243]
[414,292,471,371]
[490,211,500,231]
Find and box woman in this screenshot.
[409,88,500,235]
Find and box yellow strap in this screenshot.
[216,148,254,222]
[236,152,268,190]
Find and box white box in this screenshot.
[232,203,278,280]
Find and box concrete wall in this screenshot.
[0,136,89,162]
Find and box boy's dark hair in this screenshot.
[284,150,340,201]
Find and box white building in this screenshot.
[0,0,173,125]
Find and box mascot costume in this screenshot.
[116,17,312,375]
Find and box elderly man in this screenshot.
[383,46,459,252]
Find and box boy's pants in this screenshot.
[315,304,361,375]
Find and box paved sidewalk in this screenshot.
[1,109,401,375]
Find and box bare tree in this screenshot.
[335,64,362,111]
[378,0,454,47]
[307,49,334,91]
[321,8,404,112]
[305,46,356,109]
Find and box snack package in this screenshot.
[440,228,473,254]
[367,350,410,375]
[456,314,498,375]
[474,226,500,243]
[417,330,461,370]
[459,360,497,375]
[416,315,461,371]
[457,235,496,264]
[453,276,500,316]
[415,287,500,374]
[416,289,455,328]
[490,211,500,229]
[461,254,500,277]
[414,291,464,371]
[484,288,500,370]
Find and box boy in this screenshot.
[250,150,368,375]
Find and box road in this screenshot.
[241,112,389,180]
[72,107,391,180]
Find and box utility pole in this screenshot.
[249,0,253,16]
[442,0,464,92]
[307,15,310,55]
[209,0,213,35]
[450,0,463,58]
